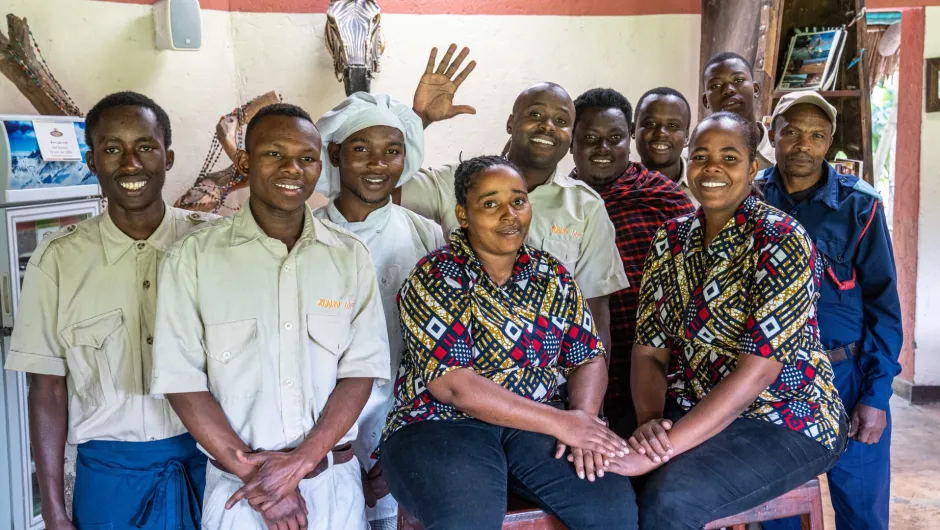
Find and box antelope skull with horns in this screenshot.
[325,0,386,95]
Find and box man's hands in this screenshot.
[849,403,887,445]
[226,450,312,512]
[413,44,477,128]
[260,490,308,530]
[628,419,674,463]
[555,443,609,482]
[362,463,391,508]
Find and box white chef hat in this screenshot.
[314,92,425,199]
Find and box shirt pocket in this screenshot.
[541,236,580,274]
[60,309,133,406]
[306,314,352,419]
[205,319,261,402]
[815,238,853,303]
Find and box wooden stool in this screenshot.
[398,495,565,530]
[705,479,824,530]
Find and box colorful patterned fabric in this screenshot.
[384,228,604,438]
[572,162,696,421]
[635,196,844,449]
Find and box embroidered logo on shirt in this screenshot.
[550,226,583,238]
[318,298,354,310]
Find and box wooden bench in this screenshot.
[399,479,823,530]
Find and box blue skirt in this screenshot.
[73,433,207,530]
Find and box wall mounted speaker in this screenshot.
[154,0,202,51]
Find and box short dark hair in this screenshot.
[689,111,758,162]
[573,88,634,132]
[454,155,522,207]
[703,51,754,76]
[635,87,692,125]
[245,103,315,149]
[85,91,172,149]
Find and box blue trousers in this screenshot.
[73,433,207,530]
[381,418,638,530]
[763,355,891,530]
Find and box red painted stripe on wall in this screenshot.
[99,0,700,16]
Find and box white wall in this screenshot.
[915,7,940,384]
[0,0,701,202]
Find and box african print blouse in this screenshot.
[635,196,844,449]
[384,228,604,438]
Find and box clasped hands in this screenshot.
[225,449,315,530]
[554,413,676,480]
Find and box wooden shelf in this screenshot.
[772,89,862,99]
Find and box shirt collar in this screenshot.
[677,157,690,188]
[324,199,393,237]
[100,203,178,265]
[231,199,343,249]
[449,228,536,287]
[684,195,756,260]
[764,162,841,210]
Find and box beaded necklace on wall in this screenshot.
[7,28,82,116]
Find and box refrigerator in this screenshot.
[0,115,102,530]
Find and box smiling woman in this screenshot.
[607,112,848,529]
[381,154,639,529]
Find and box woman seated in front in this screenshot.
[380,155,638,530]
[605,112,848,529]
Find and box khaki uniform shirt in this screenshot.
[401,164,629,299]
[4,205,215,444]
[150,202,390,451]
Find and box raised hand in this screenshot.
[412,44,477,128]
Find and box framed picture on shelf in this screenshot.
[927,58,940,113]
[777,29,846,92]
[833,158,864,178]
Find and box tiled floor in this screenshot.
[814,397,940,529]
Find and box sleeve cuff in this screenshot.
[338,363,391,386]
[150,373,209,395]
[4,350,66,376]
[580,273,630,300]
[858,389,892,411]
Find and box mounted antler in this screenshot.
[0,14,82,116]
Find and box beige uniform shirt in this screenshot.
[401,164,628,299]
[150,202,390,451]
[4,205,214,444]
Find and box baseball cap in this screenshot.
[770,90,838,134]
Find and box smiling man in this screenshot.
[151,103,389,530]
[758,92,902,530]
[569,87,695,431]
[702,52,775,169]
[313,92,443,530]
[4,92,214,530]
[633,87,698,206]
[397,45,628,359]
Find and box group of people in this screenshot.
[4,42,901,530]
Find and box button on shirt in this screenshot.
[4,205,214,444]
[759,163,903,411]
[385,228,604,439]
[150,202,390,451]
[402,164,629,299]
[636,196,844,449]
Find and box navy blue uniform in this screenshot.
[760,161,902,530]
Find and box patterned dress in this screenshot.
[635,196,844,449]
[384,229,604,438]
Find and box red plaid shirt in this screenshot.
[572,162,695,422]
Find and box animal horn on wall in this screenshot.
[324,0,385,96]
